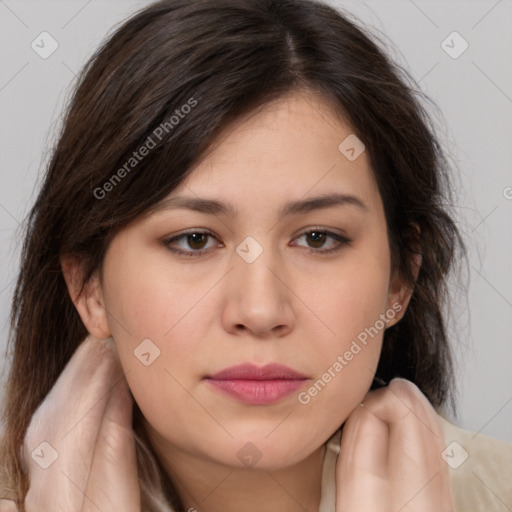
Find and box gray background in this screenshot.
[0,0,511,442]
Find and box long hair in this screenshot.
[1,0,466,509]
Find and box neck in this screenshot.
[144,421,327,512]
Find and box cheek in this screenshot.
[292,253,390,423]
[102,255,214,436]
[104,250,209,353]
[296,244,390,353]
[295,300,385,435]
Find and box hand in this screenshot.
[0,335,140,512]
[335,378,456,512]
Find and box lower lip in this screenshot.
[205,378,307,405]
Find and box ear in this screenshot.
[385,223,422,328]
[61,255,111,339]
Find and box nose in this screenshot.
[221,242,295,339]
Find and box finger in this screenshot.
[336,404,390,512]
[23,335,126,511]
[361,379,455,511]
[83,376,140,512]
[363,379,444,476]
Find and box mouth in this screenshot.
[204,363,308,405]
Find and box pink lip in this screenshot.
[205,363,308,405]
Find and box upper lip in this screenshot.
[206,363,307,380]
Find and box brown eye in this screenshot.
[306,231,327,248]
[291,229,351,255]
[162,230,221,257]
[186,233,209,250]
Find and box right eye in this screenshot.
[162,229,223,257]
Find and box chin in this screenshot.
[203,430,321,471]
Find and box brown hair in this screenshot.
[1,0,467,509]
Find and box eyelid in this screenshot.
[289,227,351,254]
[161,228,222,256]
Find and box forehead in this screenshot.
[195,89,354,170]
[171,90,381,210]
[140,91,383,224]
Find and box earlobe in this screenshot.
[411,250,422,282]
[61,255,112,339]
[385,222,423,328]
[386,249,422,329]
[385,275,409,328]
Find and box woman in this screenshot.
[1,0,511,510]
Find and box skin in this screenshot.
[0,89,455,512]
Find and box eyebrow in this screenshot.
[148,192,368,218]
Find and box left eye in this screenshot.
[291,229,351,254]
[162,229,351,257]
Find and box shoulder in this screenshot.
[437,413,512,511]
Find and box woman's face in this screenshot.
[75,90,411,471]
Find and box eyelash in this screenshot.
[162,228,351,258]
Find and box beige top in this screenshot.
[318,414,512,511]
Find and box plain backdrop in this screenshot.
[0,0,511,443]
